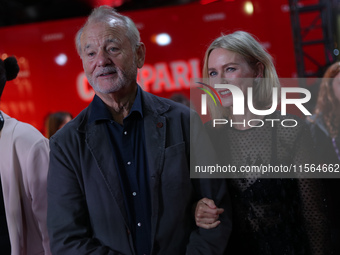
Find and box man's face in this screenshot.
[80,21,140,95]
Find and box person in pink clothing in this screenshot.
[0,56,51,255]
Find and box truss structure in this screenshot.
[289,0,337,81]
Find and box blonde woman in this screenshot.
[195,31,330,254]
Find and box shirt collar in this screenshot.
[89,85,143,123]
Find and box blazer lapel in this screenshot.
[144,112,165,247]
[85,122,130,225]
[142,91,170,248]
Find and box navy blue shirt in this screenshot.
[89,87,151,255]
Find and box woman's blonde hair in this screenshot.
[202,31,280,118]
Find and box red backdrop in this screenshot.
[0,0,298,134]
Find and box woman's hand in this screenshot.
[195,198,224,229]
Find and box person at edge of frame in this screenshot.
[306,61,340,255]
[0,56,51,255]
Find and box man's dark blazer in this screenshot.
[47,88,232,255]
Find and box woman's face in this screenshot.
[207,48,256,108]
[332,72,340,102]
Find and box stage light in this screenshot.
[55,53,67,66]
[244,1,254,15]
[155,33,171,46]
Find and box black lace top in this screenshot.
[205,111,330,255]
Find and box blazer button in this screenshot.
[157,122,163,128]
[126,228,130,235]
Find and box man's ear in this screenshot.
[255,62,264,78]
[135,42,146,69]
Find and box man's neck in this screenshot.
[97,86,138,125]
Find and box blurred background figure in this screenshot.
[307,61,340,163]
[0,56,51,254]
[44,111,73,138]
[306,61,340,254]
[169,93,190,107]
